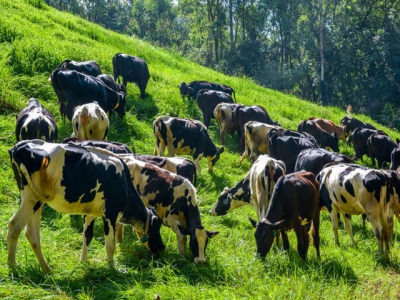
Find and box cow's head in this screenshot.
[249,217,286,259]
[136,208,165,256]
[178,82,188,96]
[210,179,251,216]
[114,93,127,118]
[207,147,224,172]
[178,225,219,263]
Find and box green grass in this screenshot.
[1,0,400,299]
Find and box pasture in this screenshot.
[0,0,400,299]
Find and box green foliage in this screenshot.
[1,1,400,299]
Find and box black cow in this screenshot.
[367,134,398,169]
[97,74,126,93]
[196,89,234,128]
[53,59,102,77]
[232,105,280,152]
[268,128,319,146]
[15,98,58,142]
[298,119,339,152]
[294,148,353,176]
[340,115,376,136]
[268,134,318,173]
[153,116,224,174]
[178,81,236,100]
[7,140,162,273]
[249,171,320,260]
[112,53,150,98]
[349,127,387,160]
[50,69,126,121]
[390,141,400,171]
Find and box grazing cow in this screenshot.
[308,117,347,142]
[50,69,126,121]
[97,74,126,93]
[294,148,353,176]
[71,102,109,140]
[390,142,400,171]
[112,53,150,98]
[232,105,280,152]
[118,155,218,263]
[15,98,58,142]
[249,171,320,260]
[239,121,280,164]
[52,59,102,77]
[349,127,387,160]
[178,81,236,101]
[7,140,162,273]
[340,115,376,136]
[214,103,244,144]
[61,138,197,185]
[268,134,318,173]
[210,155,285,218]
[153,116,224,174]
[196,89,234,128]
[298,119,339,152]
[317,163,390,256]
[268,128,319,146]
[367,134,398,169]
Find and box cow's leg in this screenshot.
[312,210,321,259]
[7,192,49,272]
[367,210,390,256]
[330,210,340,246]
[293,221,306,260]
[81,215,96,262]
[342,214,356,246]
[281,231,290,252]
[177,232,187,258]
[103,217,117,267]
[115,223,124,243]
[24,204,49,272]
[203,114,211,128]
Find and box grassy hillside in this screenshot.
[1,1,400,299]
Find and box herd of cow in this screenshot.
[7,54,400,274]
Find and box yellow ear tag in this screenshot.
[114,102,120,109]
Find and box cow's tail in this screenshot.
[239,124,250,165]
[153,119,161,156]
[112,54,121,83]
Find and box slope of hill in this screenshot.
[0,1,399,299]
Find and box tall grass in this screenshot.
[0,0,399,299]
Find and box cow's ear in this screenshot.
[178,225,191,236]
[397,138,400,144]
[248,216,257,228]
[206,230,219,238]
[218,147,225,154]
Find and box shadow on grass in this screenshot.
[127,93,158,122]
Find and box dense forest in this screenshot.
[45,0,400,129]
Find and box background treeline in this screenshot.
[46,0,400,129]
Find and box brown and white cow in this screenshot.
[71,102,109,140]
[7,140,162,273]
[15,98,58,142]
[249,171,320,260]
[239,121,280,165]
[118,154,219,263]
[210,155,285,219]
[153,116,224,174]
[214,103,243,144]
[317,163,390,256]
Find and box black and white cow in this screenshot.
[249,171,320,260]
[153,116,224,174]
[15,98,58,142]
[7,140,162,273]
[71,102,109,140]
[112,53,150,98]
[117,155,218,263]
[317,163,390,256]
[50,68,126,121]
[210,155,285,219]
